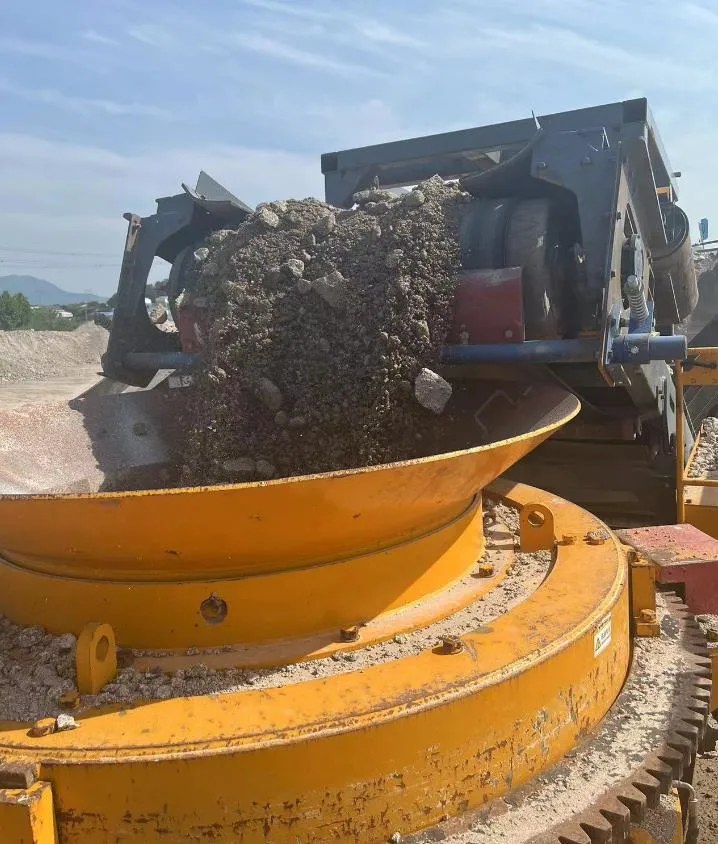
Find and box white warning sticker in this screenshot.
[594,615,612,658]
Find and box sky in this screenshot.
[1,0,717,297]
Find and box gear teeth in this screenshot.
[630,769,662,807]
[555,823,593,844]
[655,745,685,780]
[643,753,674,790]
[595,796,631,839]
[576,809,614,842]
[615,784,648,822]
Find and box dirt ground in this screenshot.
[0,322,107,383]
[695,740,718,843]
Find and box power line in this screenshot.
[0,258,120,269]
[0,245,118,258]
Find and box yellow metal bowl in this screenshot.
[0,385,579,579]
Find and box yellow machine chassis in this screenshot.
[0,481,629,843]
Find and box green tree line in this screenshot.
[0,291,103,331]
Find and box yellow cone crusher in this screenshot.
[0,383,713,843]
[1,98,717,842]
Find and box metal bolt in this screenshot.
[27,718,56,738]
[438,635,463,655]
[504,329,514,339]
[339,625,360,643]
[536,161,547,170]
[630,345,640,355]
[586,531,607,546]
[477,562,495,578]
[59,690,80,710]
[561,534,577,545]
[639,609,657,623]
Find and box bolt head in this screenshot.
[438,635,463,655]
[639,609,657,623]
[585,531,607,546]
[339,625,360,643]
[477,562,495,578]
[27,718,56,738]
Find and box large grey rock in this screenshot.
[255,377,283,411]
[257,207,280,229]
[312,270,348,310]
[414,368,452,414]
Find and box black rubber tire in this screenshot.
[505,199,558,339]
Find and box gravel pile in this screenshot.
[0,323,107,383]
[178,177,468,485]
[688,417,718,477]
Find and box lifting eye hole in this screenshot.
[527,510,545,528]
[201,594,228,625]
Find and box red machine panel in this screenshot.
[449,267,525,345]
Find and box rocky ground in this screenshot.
[694,613,718,843]
[0,322,107,383]
[688,417,718,477]
[178,177,468,486]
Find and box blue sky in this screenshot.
[0,0,716,296]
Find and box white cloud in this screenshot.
[82,29,119,46]
[0,35,77,62]
[474,24,713,91]
[239,0,334,21]
[0,133,321,294]
[230,32,384,76]
[0,78,172,120]
[127,24,174,48]
[357,21,426,48]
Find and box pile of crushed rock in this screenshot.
[688,417,718,477]
[178,177,470,485]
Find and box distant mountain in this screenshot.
[0,275,105,306]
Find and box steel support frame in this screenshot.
[103,175,252,386]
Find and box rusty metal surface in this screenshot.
[618,524,718,614]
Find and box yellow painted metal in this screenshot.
[676,348,718,528]
[0,389,578,580]
[0,390,581,649]
[629,788,684,843]
[676,359,686,524]
[0,482,628,844]
[519,501,555,551]
[684,486,718,540]
[676,347,718,387]
[0,498,485,649]
[629,553,659,637]
[0,782,58,844]
[75,624,117,695]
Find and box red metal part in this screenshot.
[177,303,208,354]
[449,267,525,345]
[617,523,718,613]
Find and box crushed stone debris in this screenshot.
[0,323,107,384]
[177,177,469,486]
[430,593,692,842]
[0,499,552,721]
[688,417,718,477]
